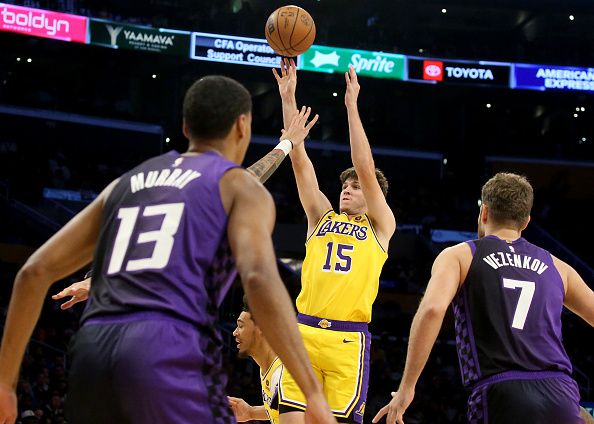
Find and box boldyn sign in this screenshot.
[0,2,87,43]
[191,32,283,68]
[90,19,190,56]
[300,45,406,80]
[513,64,594,92]
[408,58,511,87]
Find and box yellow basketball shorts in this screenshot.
[279,313,370,423]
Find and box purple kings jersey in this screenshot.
[81,150,239,329]
[452,235,572,387]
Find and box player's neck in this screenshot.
[340,209,365,219]
[186,138,241,163]
[485,227,522,242]
[251,343,276,373]
[186,143,224,156]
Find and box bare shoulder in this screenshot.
[100,178,120,205]
[220,168,273,213]
[435,242,473,283]
[440,242,472,260]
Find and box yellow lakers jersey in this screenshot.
[261,356,282,424]
[297,209,388,322]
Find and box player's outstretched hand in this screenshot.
[344,64,360,109]
[281,105,319,149]
[227,396,252,422]
[0,382,17,424]
[272,58,297,99]
[304,391,338,424]
[51,278,91,310]
[372,389,414,424]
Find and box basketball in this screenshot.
[265,5,316,57]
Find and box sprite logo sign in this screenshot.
[300,45,406,80]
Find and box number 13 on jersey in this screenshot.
[108,202,185,274]
[322,242,354,273]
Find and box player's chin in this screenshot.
[340,205,354,215]
[237,348,249,358]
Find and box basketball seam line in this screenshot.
[275,9,290,53]
[291,17,315,50]
[266,18,283,53]
[287,7,300,56]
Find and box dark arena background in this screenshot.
[1,0,594,423]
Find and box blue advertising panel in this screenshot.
[191,32,283,68]
[513,64,594,92]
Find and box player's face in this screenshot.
[233,311,256,358]
[339,178,366,215]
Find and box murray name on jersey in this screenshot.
[482,250,549,275]
[130,168,202,193]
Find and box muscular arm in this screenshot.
[554,256,594,327]
[372,244,467,424]
[274,58,331,233]
[223,169,323,400]
[247,95,320,191]
[344,66,396,249]
[398,244,465,392]
[0,180,116,387]
[247,406,268,421]
[227,397,268,422]
[290,147,332,234]
[247,149,287,184]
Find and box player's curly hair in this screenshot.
[242,295,256,324]
[242,295,250,313]
[339,167,389,197]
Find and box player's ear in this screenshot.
[481,204,489,223]
[520,215,530,231]
[182,119,191,140]
[235,113,250,143]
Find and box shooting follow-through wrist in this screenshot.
[275,139,293,156]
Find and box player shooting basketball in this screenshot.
[273,59,396,424]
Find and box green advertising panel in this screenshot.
[90,19,190,56]
[300,45,406,80]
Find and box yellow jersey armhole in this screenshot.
[305,208,334,245]
[365,213,388,254]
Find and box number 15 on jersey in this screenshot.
[322,242,354,273]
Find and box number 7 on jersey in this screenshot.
[502,278,535,330]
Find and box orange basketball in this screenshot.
[265,5,316,57]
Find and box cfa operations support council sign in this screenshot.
[513,63,594,92]
[90,19,190,56]
[191,32,283,68]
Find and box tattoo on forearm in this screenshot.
[247,149,287,184]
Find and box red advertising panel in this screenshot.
[0,3,87,43]
[423,60,444,81]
